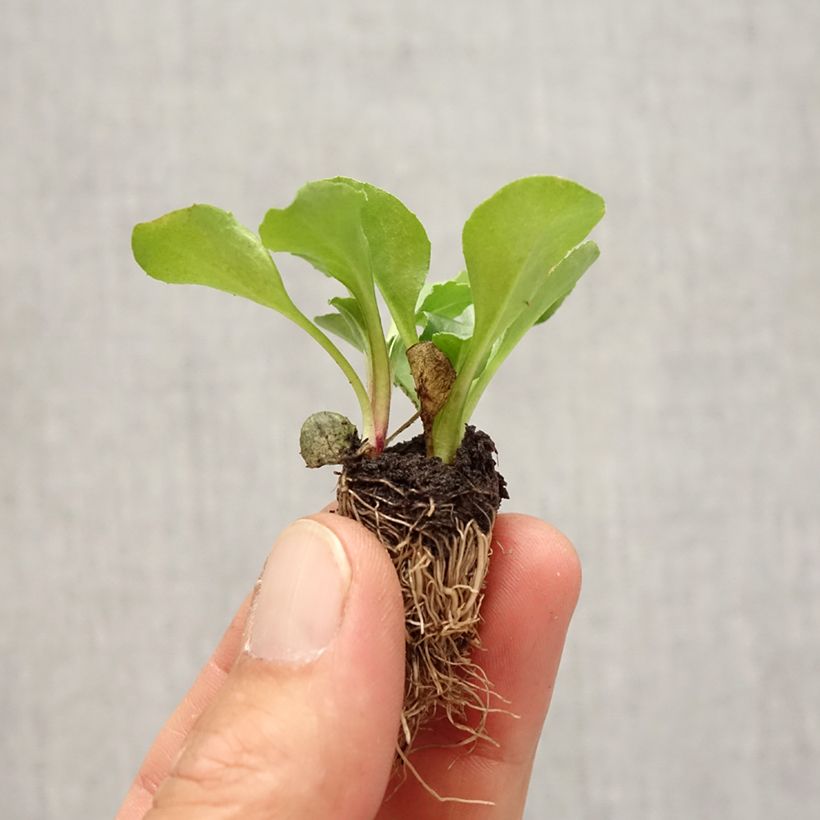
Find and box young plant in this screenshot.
[132,175,604,770]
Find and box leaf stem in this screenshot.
[291,311,375,445]
[366,320,392,452]
[430,346,482,462]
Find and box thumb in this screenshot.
[147,514,406,820]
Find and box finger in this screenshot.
[379,513,582,819]
[117,595,252,820]
[146,513,406,819]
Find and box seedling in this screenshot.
[132,175,604,768]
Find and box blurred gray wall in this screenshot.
[2,1,819,817]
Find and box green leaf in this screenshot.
[512,241,599,336]
[259,178,428,351]
[315,297,369,352]
[334,178,429,348]
[420,305,474,340]
[464,176,604,346]
[535,293,568,325]
[433,176,605,461]
[131,204,374,441]
[259,180,374,303]
[259,180,394,449]
[416,276,474,360]
[133,204,300,317]
[417,279,473,320]
[315,313,363,352]
[461,241,600,422]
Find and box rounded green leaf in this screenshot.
[132,203,374,441]
[258,180,373,304]
[463,176,604,341]
[132,204,299,317]
[334,178,430,348]
[433,176,605,461]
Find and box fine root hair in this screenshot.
[337,469,499,757]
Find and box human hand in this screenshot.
[117,511,581,819]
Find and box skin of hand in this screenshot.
[117,511,581,820]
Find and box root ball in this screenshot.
[336,427,507,755]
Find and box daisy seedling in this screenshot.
[132,175,604,762]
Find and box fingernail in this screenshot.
[246,519,351,663]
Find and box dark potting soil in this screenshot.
[339,426,508,543]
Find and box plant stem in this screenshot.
[355,283,392,454]
[292,312,375,445]
[430,348,481,462]
[459,346,504,425]
[367,322,392,452]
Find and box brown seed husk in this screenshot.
[336,426,508,757]
[406,341,456,457]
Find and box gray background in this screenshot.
[2,1,819,817]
